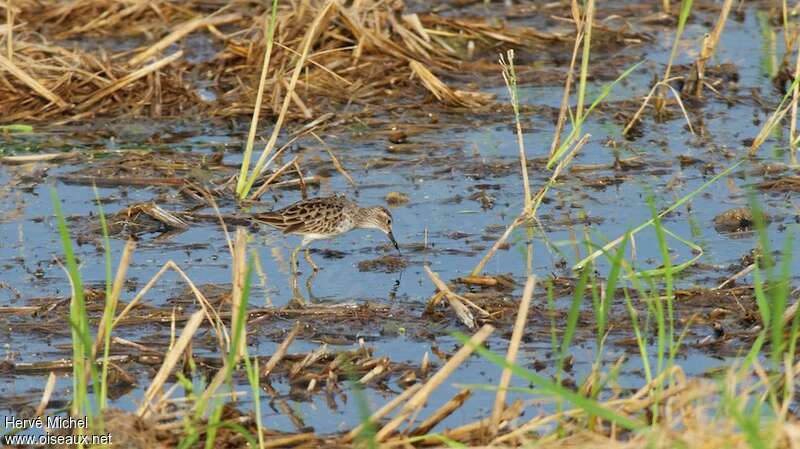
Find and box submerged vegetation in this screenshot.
[2,0,800,448]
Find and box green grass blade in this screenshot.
[548,60,644,168]
[574,159,744,270]
[206,259,252,448]
[51,187,100,426]
[557,264,590,381]
[93,186,114,411]
[236,0,280,197]
[0,124,33,132]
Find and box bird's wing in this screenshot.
[257,196,344,235]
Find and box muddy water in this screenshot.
[2,4,799,436]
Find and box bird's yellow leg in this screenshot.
[305,268,318,300]
[288,245,306,307]
[304,248,319,272]
[290,245,302,275]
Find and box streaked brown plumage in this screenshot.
[254,194,399,250]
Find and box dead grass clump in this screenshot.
[758,176,800,192]
[358,255,407,273]
[100,408,168,449]
[713,207,765,234]
[385,191,409,207]
[0,0,646,122]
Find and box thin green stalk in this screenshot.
[574,159,744,270]
[404,434,467,448]
[176,371,200,448]
[649,198,675,380]
[236,0,279,197]
[749,74,800,155]
[619,249,653,382]
[205,261,252,448]
[348,362,378,449]
[244,356,265,449]
[589,273,601,348]
[626,226,703,279]
[750,195,788,367]
[663,0,694,81]
[546,281,558,361]
[239,2,334,199]
[753,261,770,329]
[574,0,594,134]
[51,187,100,442]
[549,60,644,168]
[773,226,794,359]
[757,11,777,78]
[787,286,800,371]
[556,265,590,383]
[499,49,531,210]
[592,233,630,361]
[93,186,113,411]
[0,124,32,132]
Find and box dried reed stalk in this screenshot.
[409,388,472,436]
[375,324,494,442]
[92,238,136,356]
[260,321,301,377]
[137,203,189,229]
[62,2,149,37]
[310,131,357,188]
[549,1,585,159]
[78,50,183,110]
[261,433,317,448]
[0,53,68,108]
[791,35,800,161]
[34,372,56,417]
[425,265,477,329]
[499,49,531,211]
[381,400,523,447]
[574,0,594,130]
[624,77,694,136]
[341,383,423,443]
[237,1,279,196]
[5,5,13,61]
[410,59,490,108]
[0,152,79,164]
[230,228,248,358]
[489,275,536,438]
[128,13,242,66]
[469,134,587,276]
[749,103,792,155]
[137,310,205,418]
[289,344,328,378]
[241,0,336,199]
[624,0,693,135]
[358,361,387,385]
[693,0,733,97]
[111,260,229,351]
[250,156,298,200]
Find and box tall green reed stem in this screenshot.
[51,188,100,433]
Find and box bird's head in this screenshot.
[359,206,399,252]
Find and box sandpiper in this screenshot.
[255,195,400,305]
[255,194,400,265]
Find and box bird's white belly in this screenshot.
[301,233,335,246]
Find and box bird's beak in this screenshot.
[387,230,400,254]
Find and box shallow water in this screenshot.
[2,2,799,438]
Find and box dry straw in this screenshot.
[0,0,587,123]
